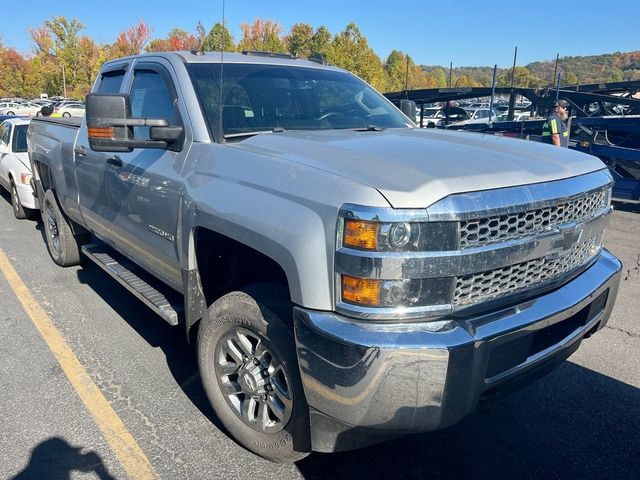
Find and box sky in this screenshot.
[3,0,639,67]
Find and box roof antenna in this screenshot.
[218,0,226,142]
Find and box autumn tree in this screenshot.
[202,22,235,52]
[109,19,152,57]
[237,19,287,53]
[0,40,29,97]
[385,50,436,91]
[328,23,386,90]
[147,27,199,52]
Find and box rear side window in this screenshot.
[98,70,127,94]
[13,125,28,152]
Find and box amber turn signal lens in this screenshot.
[88,127,115,139]
[341,275,381,306]
[343,219,378,250]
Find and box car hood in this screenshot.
[231,128,606,208]
[10,152,31,172]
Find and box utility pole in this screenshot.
[508,46,518,121]
[62,63,67,98]
[448,61,453,88]
[404,54,410,91]
[552,53,559,87]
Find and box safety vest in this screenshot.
[542,113,569,147]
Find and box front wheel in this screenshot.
[7,111,14,116]
[197,285,310,462]
[42,189,85,266]
[62,112,71,118]
[10,181,33,220]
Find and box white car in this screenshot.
[53,102,86,117]
[0,102,43,117]
[0,118,38,218]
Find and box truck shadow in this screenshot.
[294,361,640,479]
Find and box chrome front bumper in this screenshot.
[294,249,622,452]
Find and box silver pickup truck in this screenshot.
[28,51,622,462]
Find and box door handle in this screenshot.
[106,156,123,167]
[74,145,87,156]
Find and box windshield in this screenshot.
[13,125,28,153]
[187,63,411,139]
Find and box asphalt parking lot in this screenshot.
[0,189,638,480]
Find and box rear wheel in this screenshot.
[62,112,71,118]
[7,111,14,116]
[42,189,85,266]
[197,285,310,462]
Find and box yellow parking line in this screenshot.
[0,248,157,480]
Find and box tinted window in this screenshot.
[98,70,127,94]
[188,63,410,139]
[129,69,180,139]
[12,125,28,152]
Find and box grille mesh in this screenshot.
[460,189,607,249]
[454,237,599,306]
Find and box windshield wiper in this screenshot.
[352,125,386,132]
[223,127,286,140]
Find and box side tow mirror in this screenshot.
[86,93,176,152]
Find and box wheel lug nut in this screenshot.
[262,369,269,376]
[253,358,260,365]
[266,385,272,391]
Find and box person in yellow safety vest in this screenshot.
[541,99,570,147]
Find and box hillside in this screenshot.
[421,50,640,88]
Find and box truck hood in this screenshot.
[232,128,606,208]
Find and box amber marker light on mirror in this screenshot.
[343,219,378,250]
[88,127,116,139]
[341,275,382,306]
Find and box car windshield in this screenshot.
[187,63,410,139]
[13,125,28,152]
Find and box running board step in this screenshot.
[81,244,182,326]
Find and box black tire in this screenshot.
[7,111,14,116]
[10,180,30,220]
[42,189,84,266]
[197,284,310,462]
[62,112,71,118]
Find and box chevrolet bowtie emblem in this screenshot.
[549,225,584,258]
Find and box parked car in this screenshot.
[0,118,38,218]
[0,102,20,111]
[496,111,532,122]
[417,106,470,127]
[0,102,44,117]
[29,51,621,462]
[52,102,86,117]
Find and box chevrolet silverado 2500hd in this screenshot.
[28,51,621,462]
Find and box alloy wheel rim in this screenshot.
[46,203,61,255]
[214,328,293,433]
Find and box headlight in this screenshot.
[336,204,459,318]
[18,173,32,185]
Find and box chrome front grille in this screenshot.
[454,236,600,306]
[459,188,608,249]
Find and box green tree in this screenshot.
[202,22,235,52]
[286,23,314,57]
[309,26,332,58]
[44,16,86,95]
